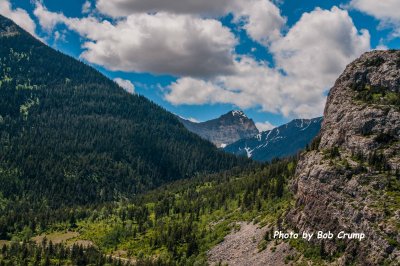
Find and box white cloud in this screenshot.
[33,3,237,78]
[375,44,388,51]
[350,0,400,21]
[95,0,231,17]
[350,0,400,37]
[166,77,250,107]
[269,6,370,111]
[271,7,370,84]
[230,0,285,45]
[166,7,370,118]
[0,0,36,36]
[95,0,285,46]
[33,2,66,32]
[53,30,66,42]
[256,121,276,132]
[32,0,285,78]
[114,78,135,94]
[166,56,305,116]
[31,3,371,119]
[82,1,92,14]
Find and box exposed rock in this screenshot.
[287,50,400,265]
[208,222,296,266]
[179,110,259,147]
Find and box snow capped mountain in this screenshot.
[225,117,322,161]
[178,110,259,147]
[231,110,247,118]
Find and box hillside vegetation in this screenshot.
[0,14,252,250]
[1,158,296,265]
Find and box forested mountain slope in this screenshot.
[0,14,246,209]
[0,157,296,265]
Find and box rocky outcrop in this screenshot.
[179,110,259,148]
[287,50,400,265]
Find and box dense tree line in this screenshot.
[0,15,249,212]
[74,159,297,264]
[0,158,296,264]
[0,240,128,266]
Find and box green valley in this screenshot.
[1,9,400,266]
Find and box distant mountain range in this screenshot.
[224,117,322,161]
[178,110,259,148]
[178,109,322,162]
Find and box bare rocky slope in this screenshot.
[287,50,400,265]
[208,222,295,266]
[179,110,259,148]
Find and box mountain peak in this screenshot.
[178,110,258,147]
[230,110,247,118]
[220,110,250,122]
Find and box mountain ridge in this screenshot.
[0,14,246,208]
[225,117,322,161]
[178,110,259,147]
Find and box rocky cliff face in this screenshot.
[179,110,259,147]
[225,117,322,162]
[287,50,400,265]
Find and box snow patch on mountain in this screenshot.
[224,117,322,162]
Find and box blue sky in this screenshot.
[2,0,400,130]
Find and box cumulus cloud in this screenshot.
[270,7,370,105]
[33,2,67,32]
[95,0,231,17]
[230,0,285,45]
[95,0,285,45]
[32,2,371,118]
[166,56,313,117]
[350,0,400,21]
[0,0,36,36]
[350,0,400,37]
[32,0,285,78]
[256,121,276,132]
[114,78,135,94]
[166,74,258,108]
[33,3,237,78]
[166,7,370,118]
